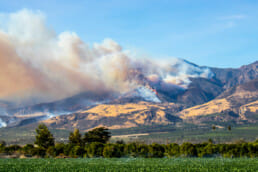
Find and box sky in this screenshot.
[0,0,258,68]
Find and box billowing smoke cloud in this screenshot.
[0,9,213,105]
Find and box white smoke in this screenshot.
[136,87,161,103]
[0,118,7,128]
[0,9,213,104]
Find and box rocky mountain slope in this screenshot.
[179,78,258,118]
[0,61,257,130]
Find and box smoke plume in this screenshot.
[0,9,213,105]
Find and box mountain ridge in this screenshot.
[0,60,257,130]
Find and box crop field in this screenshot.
[0,158,257,172]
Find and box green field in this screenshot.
[0,158,257,172]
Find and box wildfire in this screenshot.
[145,85,158,95]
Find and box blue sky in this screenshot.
[0,0,257,68]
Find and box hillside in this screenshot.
[41,78,258,131]
[43,102,182,131]
[0,60,257,135]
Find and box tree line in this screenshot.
[0,124,257,158]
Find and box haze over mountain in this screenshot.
[0,10,257,131]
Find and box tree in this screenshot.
[212,125,218,143]
[0,140,6,147]
[0,141,6,153]
[227,125,231,131]
[34,123,55,149]
[83,127,111,144]
[208,138,213,144]
[55,143,65,156]
[69,128,82,146]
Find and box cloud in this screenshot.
[0,9,213,105]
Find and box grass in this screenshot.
[0,158,257,172]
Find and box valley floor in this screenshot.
[110,123,258,144]
[0,122,258,144]
[0,158,257,172]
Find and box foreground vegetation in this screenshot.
[0,158,257,172]
[0,124,257,158]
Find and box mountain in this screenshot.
[175,78,224,106]
[42,77,257,131]
[178,78,258,123]
[173,61,257,107]
[0,60,257,131]
[210,61,257,89]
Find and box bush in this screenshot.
[199,144,217,157]
[124,143,138,157]
[137,144,149,158]
[4,145,21,155]
[85,142,104,157]
[46,146,56,157]
[103,144,123,158]
[165,143,180,157]
[69,146,85,158]
[180,142,197,157]
[148,143,165,158]
[22,144,34,155]
[32,147,46,157]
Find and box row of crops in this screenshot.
[0,158,257,172]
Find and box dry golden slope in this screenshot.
[178,89,258,119]
[80,102,169,117]
[80,102,179,125]
[43,102,182,130]
[179,98,231,119]
[239,100,258,114]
